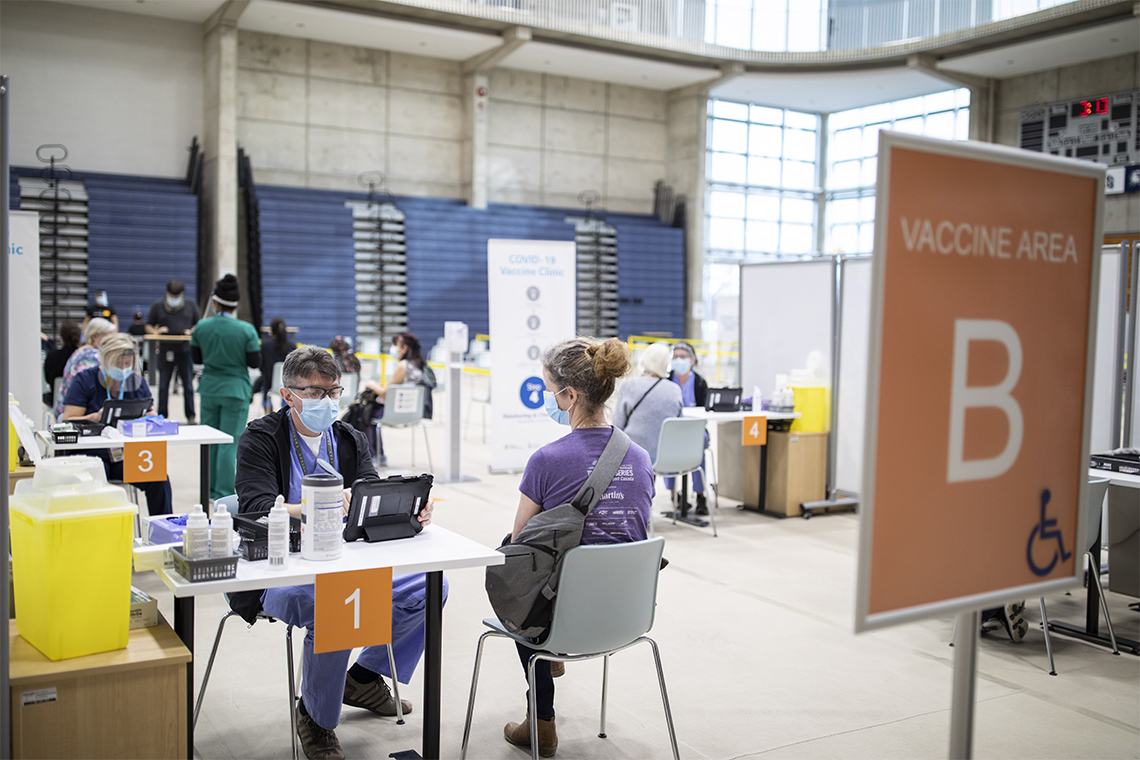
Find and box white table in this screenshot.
[37,425,233,507]
[157,524,503,760]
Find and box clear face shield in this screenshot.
[101,349,144,396]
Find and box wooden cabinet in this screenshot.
[763,431,827,517]
[9,618,190,759]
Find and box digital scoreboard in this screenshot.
[1019,89,1138,166]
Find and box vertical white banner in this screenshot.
[8,211,41,417]
[487,239,576,472]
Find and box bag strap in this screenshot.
[625,379,662,424]
[569,428,631,516]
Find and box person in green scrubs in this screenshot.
[191,274,261,500]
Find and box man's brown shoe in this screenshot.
[504,713,558,757]
[343,672,412,716]
[296,708,344,760]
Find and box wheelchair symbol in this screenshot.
[1026,489,1072,577]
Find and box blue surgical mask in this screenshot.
[166,295,183,309]
[105,366,133,383]
[543,388,572,426]
[298,397,338,433]
[671,358,692,376]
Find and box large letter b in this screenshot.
[947,319,1024,483]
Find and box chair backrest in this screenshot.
[542,537,666,656]
[51,377,63,408]
[215,493,240,513]
[652,417,707,475]
[270,362,285,395]
[381,384,426,427]
[1085,478,1110,553]
[340,372,360,410]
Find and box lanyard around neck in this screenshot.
[289,420,336,476]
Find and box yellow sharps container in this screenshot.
[10,456,136,660]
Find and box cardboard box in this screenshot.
[118,416,179,437]
[146,514,187,546]
[129,587,158,629]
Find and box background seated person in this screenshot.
[43,320,81,406]
[60,333,173,516]
[233,346,447,760]
[612,341,683,465]
[666,341,711,516]
[55,317,116,421]
[503,336,655,758]
[362,332,433,466]
[258,316,296,412]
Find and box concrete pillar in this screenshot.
[202,4,244,298]
[463,72,490,209]
[667,88,709,340]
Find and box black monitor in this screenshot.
[704,388,742,413]
[343,474,433,543]
[101,397,153,426]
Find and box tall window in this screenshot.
[706,100,820,259]
[705,0,827,52]
[825,89,971,254]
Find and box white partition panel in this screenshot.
[1091,246,1124,453]
[836,257,872,496]
[739,259,834,396]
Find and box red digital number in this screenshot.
[1079,100,1092,118]
[1096,98,1108,115]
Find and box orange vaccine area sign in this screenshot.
[856,132,1104,631]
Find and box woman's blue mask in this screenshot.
[298,397,338,433]
[542,388,572,426]
[105,366,133,383]
[671,358,692,377]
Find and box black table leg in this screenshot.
[200,444,210,511]
[174,595,196,759]
[422,570,444,760]
[740,443,770,515]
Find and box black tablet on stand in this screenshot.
[101,397,153,425]
[343,474,434,543]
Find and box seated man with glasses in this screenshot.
[233,346,447,760]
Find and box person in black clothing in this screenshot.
[259,317,297,412]
[232,346,443,760]
[43,321,80,406]
[83,290,118,332]
[146,280,201,423]
[127,311,147,337]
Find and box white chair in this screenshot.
[266,361,285,412]
[465,374,491,443]
[652,417,717,537]
[194,495,405,756]
[339,372,360,411]
[375,384,433,472]
[460,537,679,760]
[1039,477,1117,674]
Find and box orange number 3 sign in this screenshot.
[124,441,167,482]
[315,568,393,654]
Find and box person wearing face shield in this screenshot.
[60,333,173,515]
[146,280,201,423]
[501,337,655,757]
[666,342,711,516]
[82,289,119,332]
[232,346,445,760]
[190,275,262,501]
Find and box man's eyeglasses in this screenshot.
[287,385,344,401]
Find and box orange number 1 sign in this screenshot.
[315,568,393,654]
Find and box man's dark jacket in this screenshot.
[229,408,379,623]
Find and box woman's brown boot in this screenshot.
[504,713,558,757]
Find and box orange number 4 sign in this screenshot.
[741,416,767,446]
[315,568,393,654]
[123,440,167,483]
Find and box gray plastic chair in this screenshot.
[1039,477,1117,674]
[652,417,716,536]
[194,495,404,758]
[460,537,679,760]
[339,372,360,411]
[376,383,434,471]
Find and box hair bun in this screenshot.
[590,338,632,383]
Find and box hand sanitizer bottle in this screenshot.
[211,501,234,558]
[183,504,210,560]
[268,495,289,570]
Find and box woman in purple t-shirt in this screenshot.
[505,336,655,758]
